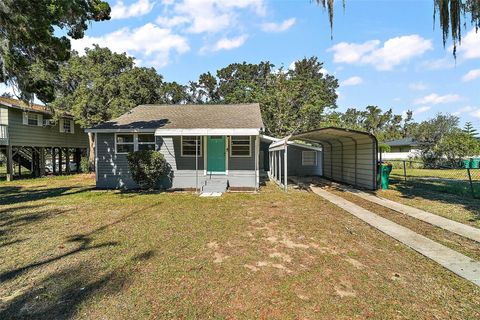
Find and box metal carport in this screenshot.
[268,127,379,191]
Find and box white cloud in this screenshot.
[452,106,474,116]
[413,93,462,105]
[455,29,480,60]
[70,23,190,68]
[162,0,266,34]
[340,76,363,86]
[414,106,432,115]
[201,34,248,53]
[420,57,455,70]
[328,35,433,70]
[471,109,480,119]
[462,69,480,82]
[111,0,154,19]
[409,82,428,91]
[261,18,296,33]
[156,15,190,27]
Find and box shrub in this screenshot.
[126,150,171,190]
[80,157,89,173]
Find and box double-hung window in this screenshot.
[23,112,42,126]
[115,133,156,154]
[116,134,135,154]
[230,136,251,157]
[137,134,156,151]
[302,151,317,166]
[181,136,202,157]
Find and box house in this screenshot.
[87,103,265,192]
[0,97,88,180]
[382,137,420,160]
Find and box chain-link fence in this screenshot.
[388,160,480,199]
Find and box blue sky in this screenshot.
[2,0,480,129]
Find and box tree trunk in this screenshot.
[88,132,95,172]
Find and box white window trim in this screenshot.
[302,150,317,166]
[230,135,251,157]
[23,112,42,126]
[115,133,156,154]
[181,136,202,157]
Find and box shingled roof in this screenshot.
[0,97,52,114]
[90,103,264,131]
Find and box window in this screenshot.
[181,136,202,157]
[302,151,317,166]
[23,112,42,126]
[59,118,75,134]
[28,113,39,126]
[115,133,156,154]
[63,119,72,133]
[230,136,251,157]
[116,134,135,154]
[138,134,156,151]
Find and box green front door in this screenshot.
[207,136,226,173]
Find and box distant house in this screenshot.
[0,97,88,180]
[382,137,420,160]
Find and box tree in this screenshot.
[315,0,479,57]
[0,0,110,102]
[187,57,338,137]
[329,105,408,142]
[463,121,478,137]
[412,114,461,165]
[438,131,480,166]
[51,46,164,170]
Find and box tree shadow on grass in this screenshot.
[0,249,157,319]
[390,180,480,223]
[0,186,95,206]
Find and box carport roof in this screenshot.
[269,127,377,149]
[291,127,377,144]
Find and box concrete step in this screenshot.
[202,179,227,193]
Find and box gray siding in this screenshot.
[7,108,88,148]
[321,136,376,190]
[96,134,258,189]
[287,146,322,177]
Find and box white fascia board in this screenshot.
[269,139,287,150]
[84,128,156,133]
[259,134,280,142]
[154,128,260,136]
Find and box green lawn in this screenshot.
[389,168,480,198]
[1,175,479,319]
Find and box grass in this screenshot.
[329,188,480,261]
[1,175,479,319]
[389,167,480,199]
[381,179,480,229]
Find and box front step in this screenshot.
[201,178,228,194]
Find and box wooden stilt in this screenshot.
[39,147,45,177]
[58,148,63,175]
[52,147,57,174]
[6,145,13,181]
[65,148,70,174]
[75,148,81,173]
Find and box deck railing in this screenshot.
[0,124,8,145]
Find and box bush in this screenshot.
[127,150,171,190]
[80,157,89,173]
